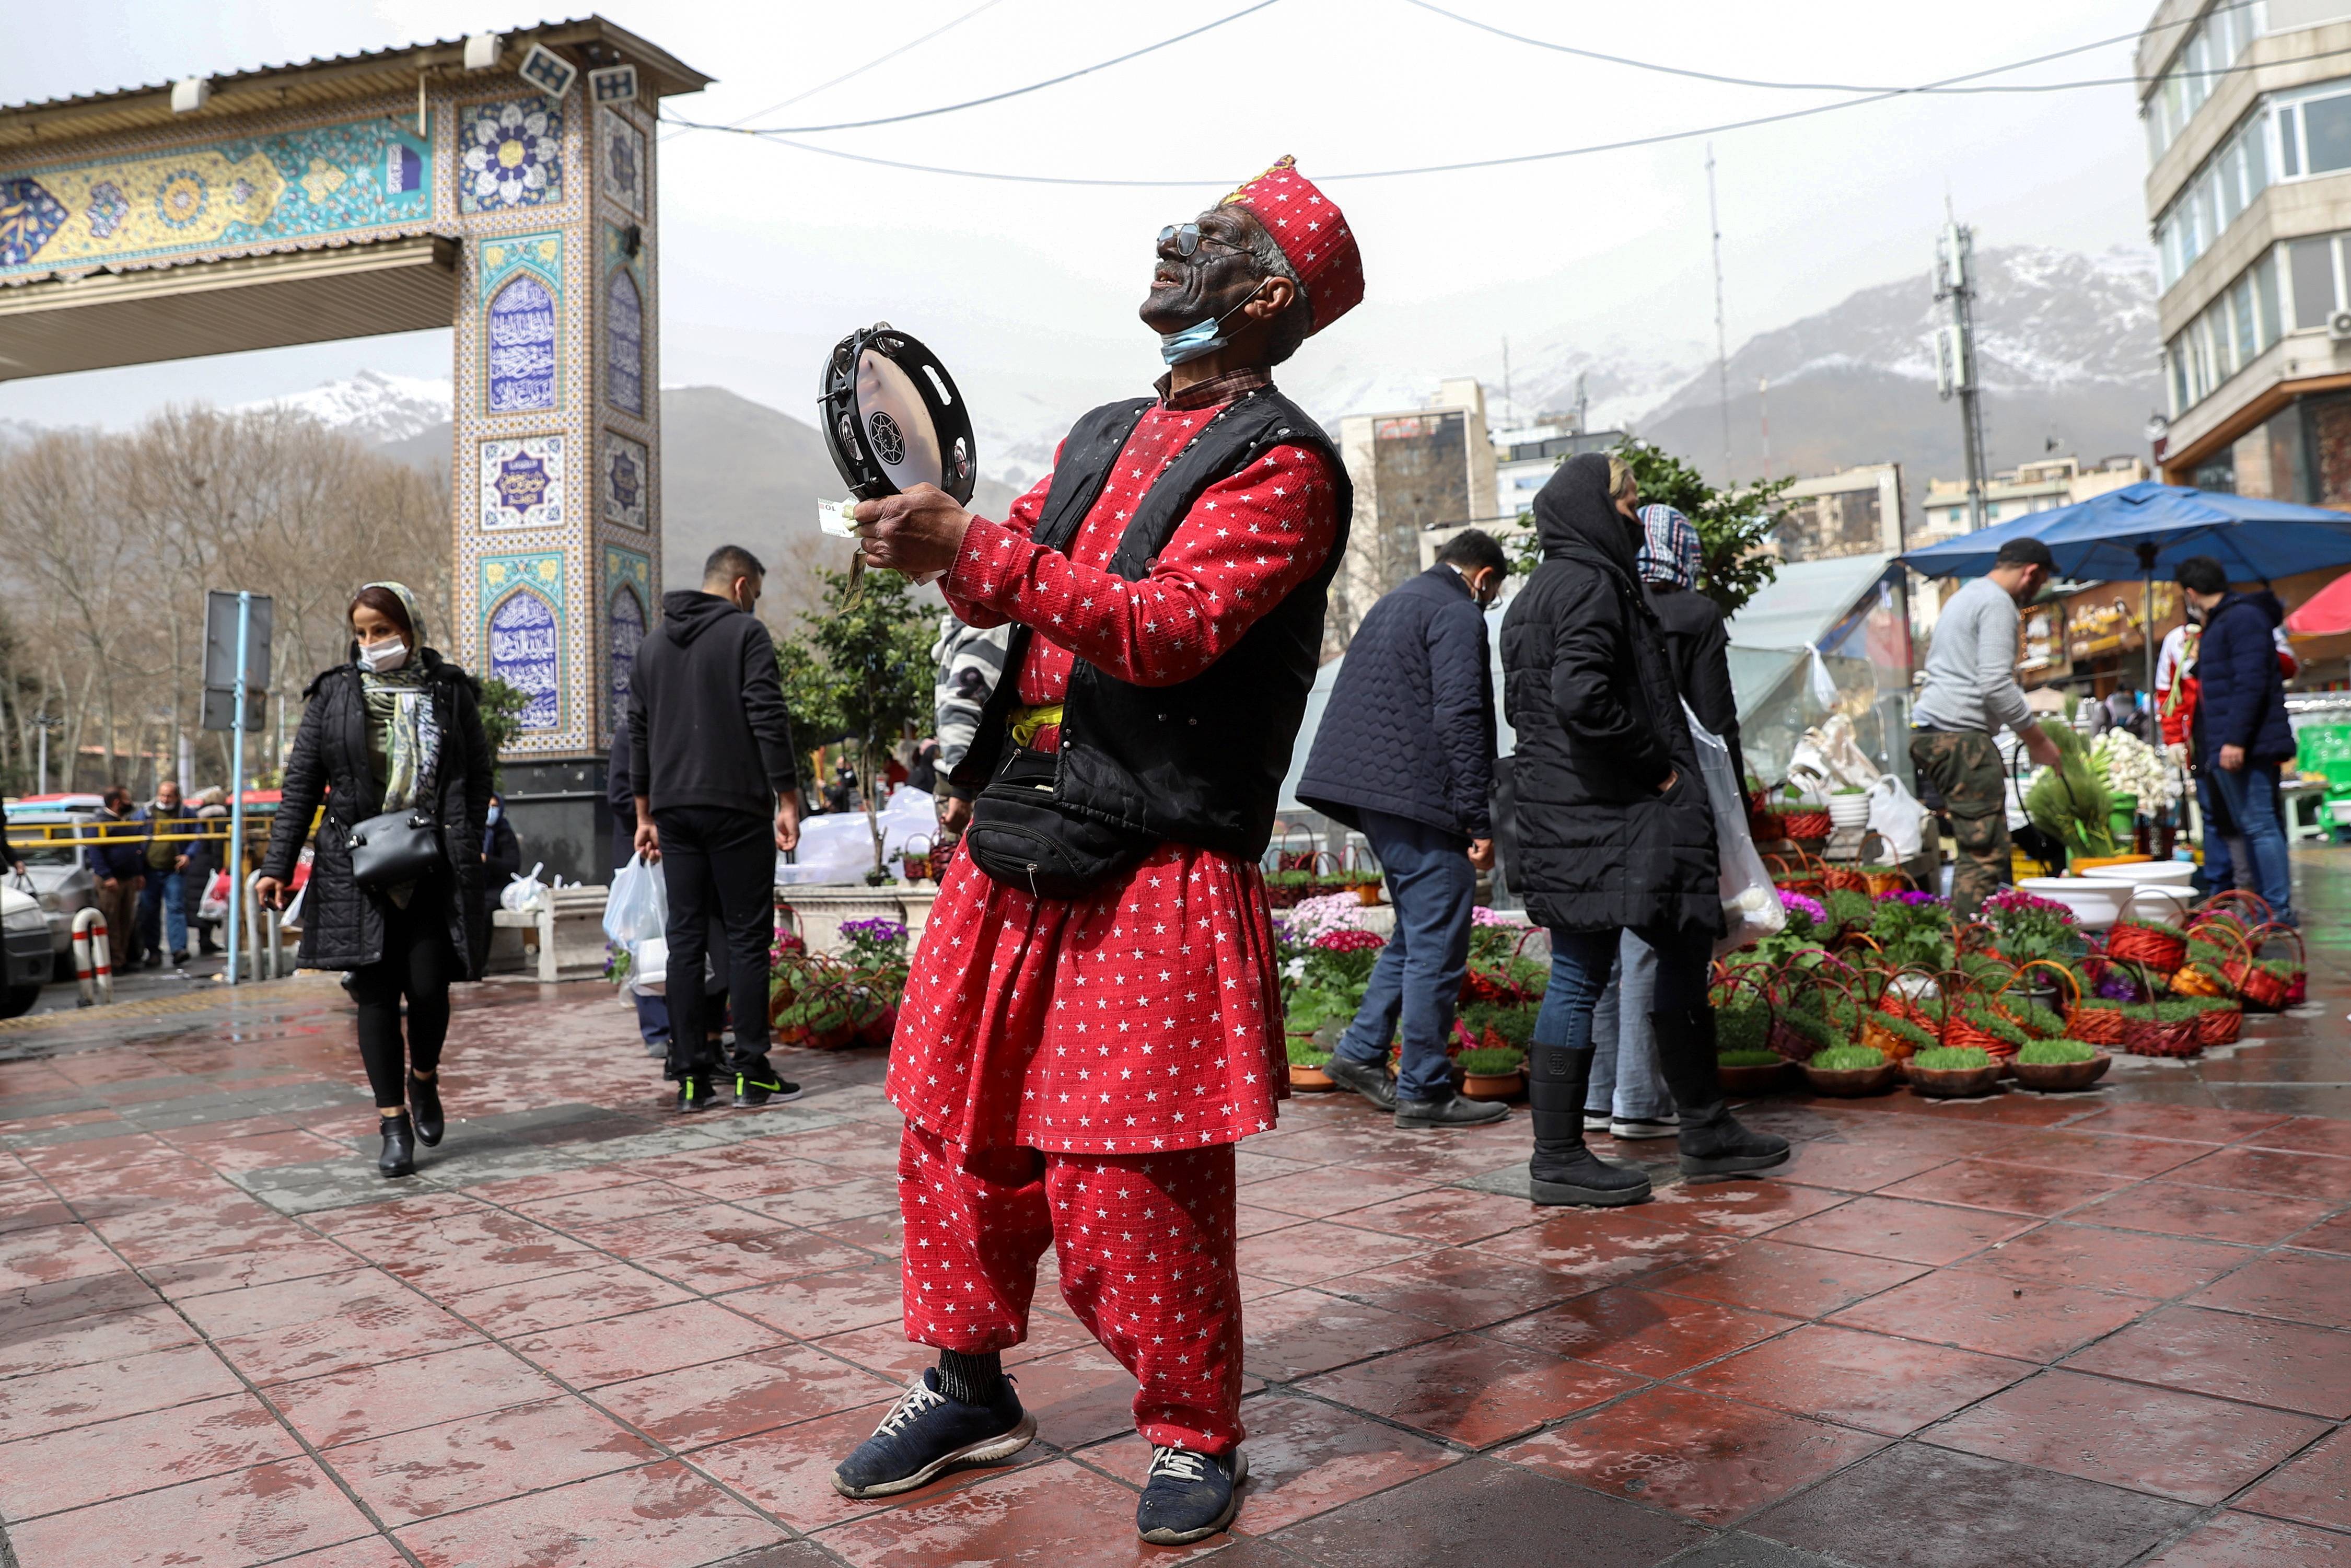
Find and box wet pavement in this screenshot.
[2,853,2351,1567]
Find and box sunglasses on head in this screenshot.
[1158,222,1248,259]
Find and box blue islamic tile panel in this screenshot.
[598,108,645,219]
[0,114,432,279]
[480,553,565,731]
[602,431,649,530]
[604,544,651,725]
[607,266,644,416]
[478,435,566,530]
[485,273,558,413]
[457,96,564,214]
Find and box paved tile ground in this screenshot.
[2,853,2350,1567]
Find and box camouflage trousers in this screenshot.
[1910,728,2010,923]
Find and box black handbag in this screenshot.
[963,747,1152,900]
[347,807,445,889]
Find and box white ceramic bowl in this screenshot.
[2079,861,2195,888]
[2115,884,2194,924]
[1828,795,1872,829]
[2018,877,2127,930]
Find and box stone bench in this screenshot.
[488,885,611,982]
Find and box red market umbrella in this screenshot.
[2286,570,2351,637]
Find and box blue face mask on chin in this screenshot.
[486,805,502,826]
[1158,279,1269,366]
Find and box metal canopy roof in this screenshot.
[0,17,713,152]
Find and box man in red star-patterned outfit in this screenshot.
[830,157,1364,1546]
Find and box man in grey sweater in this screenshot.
[1911,536,2061,919]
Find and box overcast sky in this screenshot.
[0,0,2161,434]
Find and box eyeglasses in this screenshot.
[1158,222,1247,259]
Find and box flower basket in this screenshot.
[2253,924,2307,1007]
[1782,809,1834,843]
[2066,1000,2126,1046]
[2013,1053,2111,1091]
[2226,959,2292,1012]
[1861,1015,1925,1061]
[2120,1012,2202,1059]
[2169,963,2230,999]
[2191,1000,2243,1047]
[1823,864,1870,895]
[1943,1013,2017,1064]
[2106,921,2187,974]
[1864,866,1914,898]
[1766,851,1828,901]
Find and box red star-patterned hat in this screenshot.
[1221,155,1363,336]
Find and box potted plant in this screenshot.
[1906,1044,2003,1098]
[1801,1042,1900,1097]
[1870,890,1957,972]
[1263,868,1317,909]
[1718,1046,1795,1094]
[1287,1033,1337,1091]
[1458,1043,1526,1100]
[2012,1037,2111,1091]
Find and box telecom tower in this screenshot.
[1934,217,1989,531]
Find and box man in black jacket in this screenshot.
[1298,529,1507,1128]
[629,545,802,1111]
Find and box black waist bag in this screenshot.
[963,747,1153,901]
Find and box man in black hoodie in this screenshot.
[629,544,803,1110]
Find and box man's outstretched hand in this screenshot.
[854,483,973,578]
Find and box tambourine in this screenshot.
[818,324,976,505]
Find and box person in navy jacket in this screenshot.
[2175,555,2296,925]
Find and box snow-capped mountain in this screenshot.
[244,369,452,446]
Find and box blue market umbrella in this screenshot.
[1900,481,2351,696]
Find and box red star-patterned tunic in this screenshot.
[886,382,1340,1158]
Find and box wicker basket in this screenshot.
[2107,922,2187,973]
[1783,810,1834,842]
[1943,1013,2020,1064]
[2120,1015,2203,1058]
[2169,963,2230,1000]
[2066,1004,2127,1047]
[1860,1014,1921,1061]
[1824,865,1870,894]
[2192,1003,2243,1047]
[2227,959,2292,1012]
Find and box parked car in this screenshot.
[7,796,100,980]
[0,881,48,1016]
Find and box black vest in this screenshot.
[950,386,1352,858]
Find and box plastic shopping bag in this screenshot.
[501,861,549,913]
[1866,773,1927,861]
[602,853,668,947]
[1685,700,1785,956]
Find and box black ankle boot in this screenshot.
[409,1072,443,1147]
[1651,1007,1790,1177]
[378,1112,416,1178]
[1526,1043,1651,1206]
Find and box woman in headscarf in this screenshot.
[256,584,493,1178]
[1582,504,1753,1144]
[1499,455,1786,1206]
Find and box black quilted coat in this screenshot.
[260,649,494,976]
[1499,454,1721,936]
[1298,565,1495,841]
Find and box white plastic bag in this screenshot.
[629,934,668,995]
[501,861,548,913]
[1866,773,1927,861]
[602,853,667,947]
[1686,701,1784,955]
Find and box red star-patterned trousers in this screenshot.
[896,1120,1245,1454]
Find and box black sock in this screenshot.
[934,1349,1005,1406]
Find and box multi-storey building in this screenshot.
[2143,0,2351,500]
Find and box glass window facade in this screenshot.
[2144,1,2268,163]
[2165,247,2289,413]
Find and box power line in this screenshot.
[661,0,1009,144]
[1400,0,2261,95]
[659,8,2291,186]
[664,1,1282,137]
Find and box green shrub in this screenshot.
[1457,1046,1525,1075]
[1460,1002,1540,1048]
[1912,1046,1992,1071]
[1285,1036,1333,1068]
[1823,888,1873,932]
[2018,1038,2098,1065]
[1809,1044,1886,1071]
[1717,1047,1784,1067]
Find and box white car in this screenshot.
[0,881,50,1016]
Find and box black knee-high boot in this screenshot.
[1652,1007,1791,1177]
[1527,1041,1651,1206]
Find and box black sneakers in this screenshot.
[674,1074,719,1113]
[1136,1445,1247,1544]
[832,1369,1035,1499]
[734,1069,804,1108]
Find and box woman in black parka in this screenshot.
[257,583,492,1179]
[1499,454,1786,1206]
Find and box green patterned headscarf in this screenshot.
[355,582,439,813]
